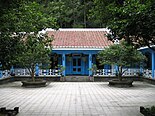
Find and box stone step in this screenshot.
[64,76,94,82]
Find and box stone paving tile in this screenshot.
[0,81,155,116]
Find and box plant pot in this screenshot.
[89,76,94,82]
[108,79,133,87]
[10,73,15,76]
[22,80,47,88]
[140,106,155,116]
[0,107,19,116]
[60,76,65,82]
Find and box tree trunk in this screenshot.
[118,66,122,81]
[31,70,35,82]
[31,64,35,82]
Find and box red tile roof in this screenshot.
[47,29,113,49]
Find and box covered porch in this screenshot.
[51,49,101,76]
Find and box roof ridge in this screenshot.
[46,28,110,32]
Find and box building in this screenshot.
[1,28,154,80]
[48,28,113,76]
[138,46,155,79]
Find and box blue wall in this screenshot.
[52,49,100,76]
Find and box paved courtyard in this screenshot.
[0,81,155,116]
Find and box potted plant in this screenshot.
[88,64,97,81]
[89,64,97,76]
[57,65,66,81]
[2,1,58,87]
[140,106,155,116]
[97,41,146,87]
[15,32,53,87]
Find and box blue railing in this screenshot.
[0,68,154,79]
[0,70,10,79]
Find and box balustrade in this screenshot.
[143,69,152,78]
[94,68,141,77]
[0,68,155,79]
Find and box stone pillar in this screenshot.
[89,54,92,76]
[152,51,155,79]
[62,54,66,76]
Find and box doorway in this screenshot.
[72,57,82,75]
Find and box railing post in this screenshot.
[17,70,20,76]
[49,69,51,75]
[40,69,42,76]
[103,69,105,76]
[43,69,46,76]
[23,69,26,75]
[5,70,7,77]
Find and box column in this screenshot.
[62,54,66,76]
[10,66,15,76]
[140,63,143,76]
[89,54,92,76]
[0,63,2,78]
[152,51,155,79]
[35,63,39,76]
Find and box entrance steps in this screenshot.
[64,76,94,82]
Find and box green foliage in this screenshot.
[107,0,148,36]
[89,0,155,49]
[0,1,57,69]
[57,65,65,75]
[0,33,23,69]
[145,106,155,114]
[15,33,53,81]
[0,1,57,33]
[105,0,155,48]
[44,0,94,28]
[88,64,97,75]
[88,64,97,71]
[98,41,145,66]
[150,106,155,113]
[17,33,52,68]
[88,0,114,27]
[97,41,146,80]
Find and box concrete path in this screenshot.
[0,81,155,116]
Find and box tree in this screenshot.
[105,0,155,50]
[16,32,52,82]
[0,33,23,69]
[44,0,94,28]
[97,41,146,81]
[89,0,155,50]
[0,0,24,69]
[88,0,114,27]
[0,1,57,69]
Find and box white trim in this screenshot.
[45,28,110,33]
[138,45,155,50]
[52,47,105,51]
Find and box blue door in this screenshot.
[72,57,82,75]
